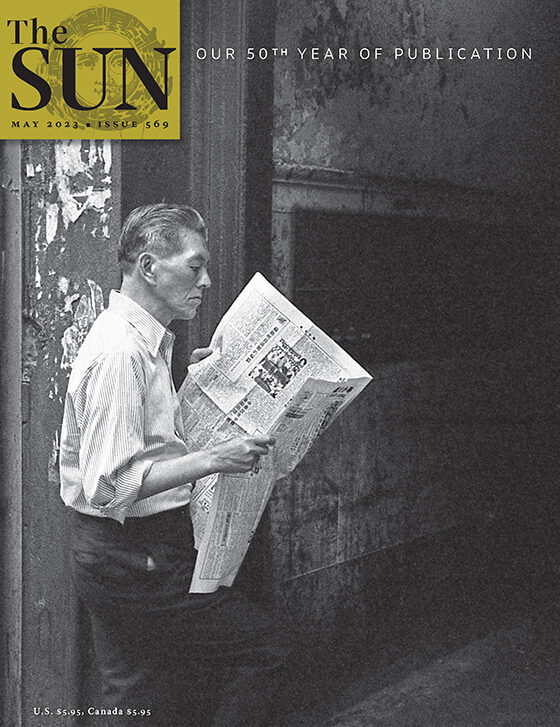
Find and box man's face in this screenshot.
[152,227,211,323]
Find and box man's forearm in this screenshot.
[136,450,218,501]
[135,435,275,502]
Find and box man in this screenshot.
[60,203,290,726]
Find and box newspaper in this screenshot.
[179,272,372,593]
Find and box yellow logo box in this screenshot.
[1,1,180,139]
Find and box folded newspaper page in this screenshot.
[179,272,372,593]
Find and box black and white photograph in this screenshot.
[1,1,559,725]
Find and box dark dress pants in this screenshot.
[70,507,291,727]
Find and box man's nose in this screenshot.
[199,268,211,288]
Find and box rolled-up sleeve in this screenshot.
[75,351,152,523]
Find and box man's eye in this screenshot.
[190,266,201,272]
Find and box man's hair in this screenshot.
[118,203,207,272]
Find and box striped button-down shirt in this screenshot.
[60,290,192,523]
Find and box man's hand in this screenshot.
[210,436,275,474]
[190,347,214,365]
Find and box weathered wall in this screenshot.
[268,0,560,665]
[21,140,120,720]
[273,0,558,200]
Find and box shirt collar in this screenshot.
[108,290,175,358]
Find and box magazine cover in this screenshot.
[1,0,558,725]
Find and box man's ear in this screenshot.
[137,252,156,283]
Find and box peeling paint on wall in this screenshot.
[45,203,59,245]
[51,140,112,233]
[22,317,42,385]
[25,139,114,400]
[48,430,60,486]
[61,279,105,370]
